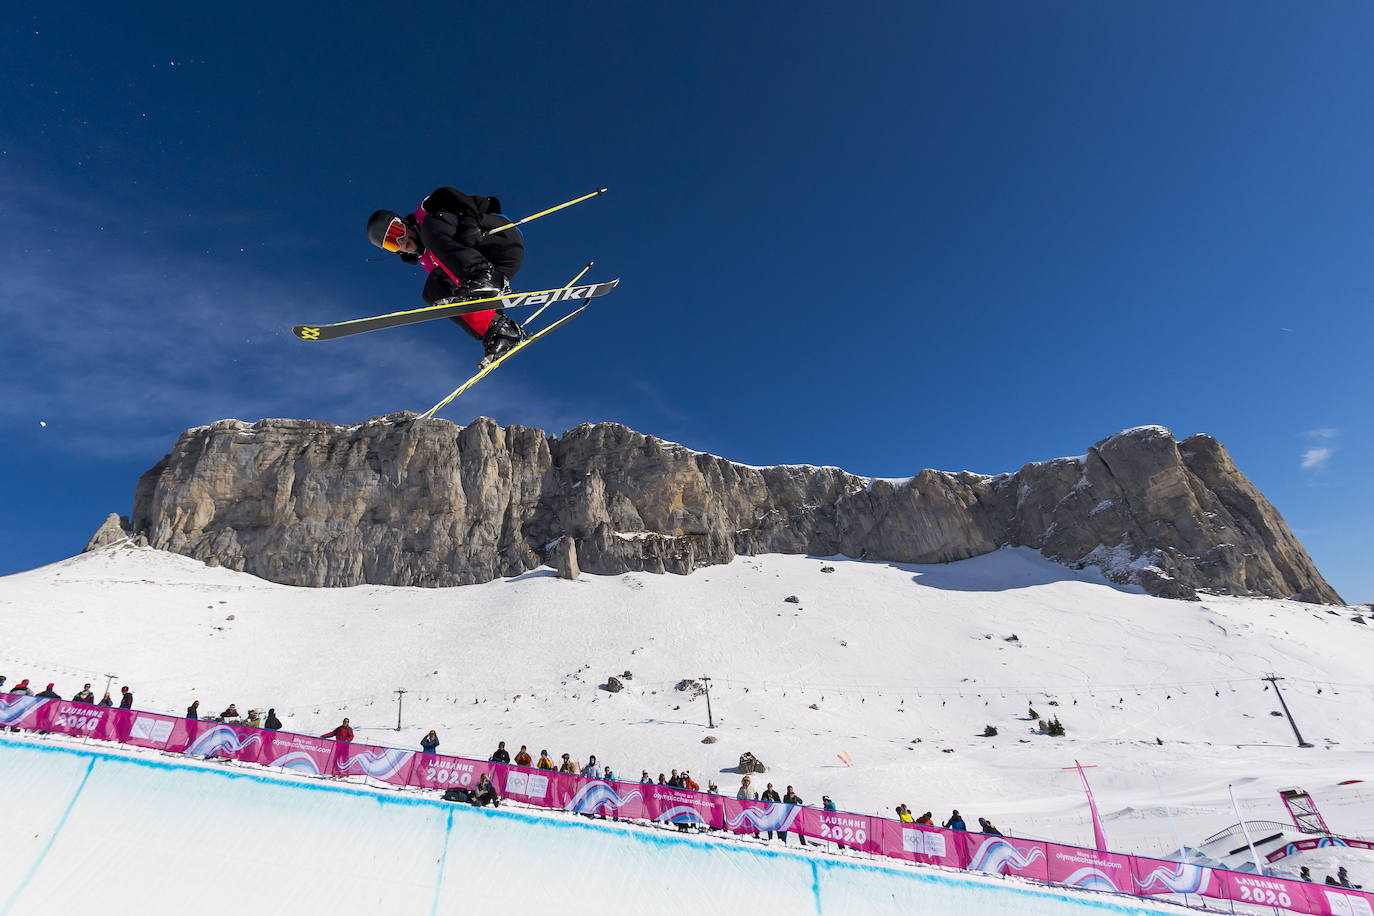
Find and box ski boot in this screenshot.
[478,311,528,368]
[454,262,503,299]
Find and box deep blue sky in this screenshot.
[1,3,1369,600]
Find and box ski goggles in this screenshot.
[380,217,409,252]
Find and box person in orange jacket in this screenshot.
[513,745,533,767]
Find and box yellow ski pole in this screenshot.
[420,262,596,420]
[483,188,608,237]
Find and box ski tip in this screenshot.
[293,325,322,341]
[596,187,608,194]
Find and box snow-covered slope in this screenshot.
[2,544,1372,880]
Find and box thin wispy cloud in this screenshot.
[1298,428,1338,472]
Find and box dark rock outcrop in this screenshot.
[127,416,1343,604]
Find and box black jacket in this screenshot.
[186,705,199,719]
[761,789,781,803]
[415,187,525,303]
[119,692,134,709]
[265,712,282,730]
[37,689,61,699]
[490,748,511,763]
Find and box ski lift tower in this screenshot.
[1278,787,1331,835]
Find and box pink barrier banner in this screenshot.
[720,798,802,836]
[876,820,966,869]
[332,741,416,785]
[12,692,1374,916]
[558,775,656,819]
[407,752,493,791]
[1269,837,1374,864]
[641,784,722,829]
[965,832,1050,882]
[796,807,880,855]
[1130,854,1219,899]
[1045,843,1135,894]
[183,719,265,762]
[1217,871,1320,913]
[258,731,340,776]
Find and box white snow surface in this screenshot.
[2,544,1374,884]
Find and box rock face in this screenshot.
[128,416,1343,604]
[84,513,130,552]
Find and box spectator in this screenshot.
[0,675,5,690]
[322,718,354,742]
[559,753,577,774]
[1327,876,1341,886]
[581,755,603,779]
[1300,866,1313,882]
[896,804,914,823]
[264,709,282,730]
[186,700,200,719]
[682,771,700,791]
[37,683,61,699]
[421,730,440,754]
[119,686,134,709]
[944,810,966,831]
[514,744,532,767]
[668,768,683,788]
[657,773,668,785]
[243,710,263,729]
[916,811,934,825]
[73,684,95,704]
[761,783,782,839]
[822,796,836,812]
[603,765,615,780]
[490,741,511,763]
[782,786,807,845]
[708,780,719,794]
[737,775,759,801]
[218,703,239,720]
[536,749,555,770]
[98,692,113,707]
[10,679,32,695]
[1339,867,1360,889]
[641,770,653,783]
[471,773,500,808]
[978,817,1002,836]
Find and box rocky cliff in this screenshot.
[124,416,1343,604]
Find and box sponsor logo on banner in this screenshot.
[130,716,174,744]
[1326,890,1374,916]
[653,789,712,825]
[1228,875,1301,909]
[504,771,549,799]
[901,828,947,857]
[266,735,337,774]
[1053,849,1126,892]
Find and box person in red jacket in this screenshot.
[321,718,354,743]
[367,187,527,367]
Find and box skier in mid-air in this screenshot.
[367,187,527,366]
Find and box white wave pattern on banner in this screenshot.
[726,804,800,833]
[564,781,643,815]
[966,838,1046,874]
[339,746,414,780]
[1136,861,1212,895]
[184,725,261,757]
[0,696,43,726]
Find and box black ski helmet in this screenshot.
[367,209,402,248]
